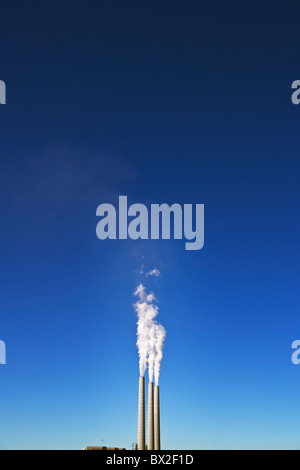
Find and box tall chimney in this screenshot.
[147,382,154,450]
[154,385,161,450]
[137,376,145,450]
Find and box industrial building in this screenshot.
[85,446,126,451]
[85,375,162,451]
[137,376,161,450]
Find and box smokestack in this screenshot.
[137,376,146,450]
[147,382,154,450]
[154,385,161,450]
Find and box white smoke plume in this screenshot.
[154,324,166,386]
[147,323,157,383]
[146,268,160,278]
[134,283,166,385]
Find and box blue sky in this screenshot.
[0,1,299,449]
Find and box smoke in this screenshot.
[134,283,166,385]
[154,324,166,386]
[147,323,157,384]
[134,284,158,378]
[146,268,160,278]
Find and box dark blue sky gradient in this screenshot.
[0,1,299,449]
